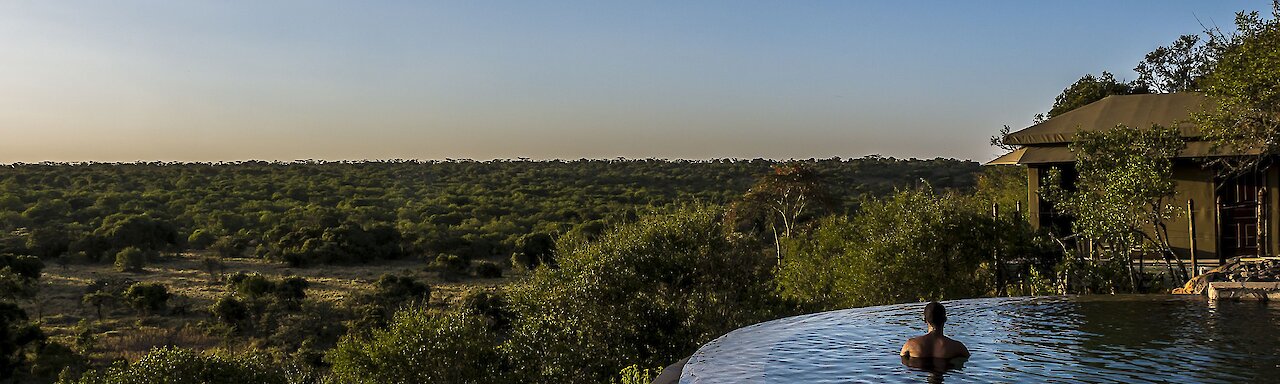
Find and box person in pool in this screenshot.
[900,301,969,371]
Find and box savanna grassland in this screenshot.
[0,157,997,383]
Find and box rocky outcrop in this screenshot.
[1173,257,1280,295]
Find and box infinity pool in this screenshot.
[680,295,1280,383]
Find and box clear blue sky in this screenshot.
[0,1,1270,163]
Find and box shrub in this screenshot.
[776,186,1005,309]
[226,273,308,307]
[122,282,170,316]
[113,247,145,273]
[210,296,250,330]
[187,230,216,250]
[474,261,503,278]
[503,205,783,383]
[0,254,43,280]
[429,254,468,280]
[460,290,511,331]
[63,347,288,384]
[327,307,503,384]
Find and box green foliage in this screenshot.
[1197,10,1280,170]
[1041,72,1147,122]
[210,296,250,329]
[113,247,146,273]
[474,261,503,278]
[95,214,179,254]
[512,233,556,270]
[777,187,1012,308]
[429,254,469,279]
[64,347,289,384]
[1,302,46,381]
[226,273,308,306]
[1135,34,1213,93]
[1043,124,1186,289]
[733,162,836,239]
[346,274,433,331]
[459,290,512,332]
[0,254,43,281]
[122,282,170,316]
[81,291,115,321]
[613,364,663,384]
[503,205,782,383]
[187,230,216,249]
[0,158,981,268]
[327,307,503,384]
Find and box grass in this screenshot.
[27,251,516,362]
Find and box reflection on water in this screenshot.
[680,296,1280,383]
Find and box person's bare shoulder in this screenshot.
[900,336,924,357]
[945,337,970,357]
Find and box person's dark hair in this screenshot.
[923,301,946,328]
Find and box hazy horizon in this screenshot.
[1,1,1269,163]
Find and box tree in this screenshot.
[65,347,288,384]
[187,229,216,250]
[1040,72,1147,122]
[503,205,783,383]
[95,214,179,252]
[210,296,250,330]
[81,291,115,321]
[1043,125,1187,290]
[512,233,556,270]
[122,282,170,316]
[1135,34,1213,93]
[113,247,145,273]
[1197,8,1280,173]
[776,187,1004,308]
[1,302,45,381]
[732,163,835,260]
[326,307,503,384]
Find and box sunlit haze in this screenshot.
[0,1,1269,163]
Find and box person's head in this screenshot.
[923,301,946,330]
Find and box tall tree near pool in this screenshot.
[1043,125,1187,289]
[734,163,835,259]
[1196,6,1280,174]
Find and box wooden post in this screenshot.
[1259,188,1268,257]
[1215,196,1223,264]
[1188,199,1198,278]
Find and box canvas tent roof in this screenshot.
[985,141,1259,165]
[1001,92,1211,146]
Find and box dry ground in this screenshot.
[25,252,517,361]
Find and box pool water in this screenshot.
[680,295,1280,383]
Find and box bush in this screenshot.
[226,273,308,307]
[63,347,288,384]
[460,290,511,331]
[113,247,145,273]
[503,205,783,383]
[187,230,216,250]
[0,254,44,280]
[122,282,170,316]
[210,296,250,330]
[429,254,468,280]
[327,307,503,384]
[474,261,503,278]
[776,186,1002,309]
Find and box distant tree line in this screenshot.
[0,157,980,270]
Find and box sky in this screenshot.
[0,1,1272,163]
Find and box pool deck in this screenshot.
[1208,281,1280,301]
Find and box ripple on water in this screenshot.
[680,295,1280,384]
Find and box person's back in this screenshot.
[900,302,969,360]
